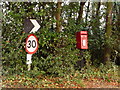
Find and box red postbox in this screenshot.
[76,31,88,49]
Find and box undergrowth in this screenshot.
[74,62,119,82]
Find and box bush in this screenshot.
[33,29,81,76]
[2,27,83,76]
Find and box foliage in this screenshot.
[2,62,119,88]
[34,29,81,76]
[2,2,120,78]
[76,62,119,82]
[2,26,82,76]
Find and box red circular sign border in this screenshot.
[25,34,38,54]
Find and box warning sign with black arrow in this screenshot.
[24,19,40,33]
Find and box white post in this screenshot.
[28,64,31,71]
[26,54,32,71]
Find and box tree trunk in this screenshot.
[91,2,97,33]
[77,2,86,24]
[55,2,62,32]
[51,2,55,30]
[85,2,90,26]
[116,3,120,33]
[96,2,101,26]
[103,2,113,64]
[95,2,101,35]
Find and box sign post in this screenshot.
[26,54,32,71]
[24,19,40,71]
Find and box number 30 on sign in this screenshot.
[25,34,38,54]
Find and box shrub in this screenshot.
[2,27,83,77]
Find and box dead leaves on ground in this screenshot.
[2,74,119,88]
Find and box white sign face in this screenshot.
[26,34,38,54]
[82,39,86,47]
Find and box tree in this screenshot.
[55,2,62,32]
[103,2,113,64]
[85,1,90,26]
[95,2,101,30]
[77,1,86,24]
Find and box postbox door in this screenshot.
[81,35,88,49]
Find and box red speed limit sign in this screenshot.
[25,34,38,54]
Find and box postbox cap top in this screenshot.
[80,31,88,35]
